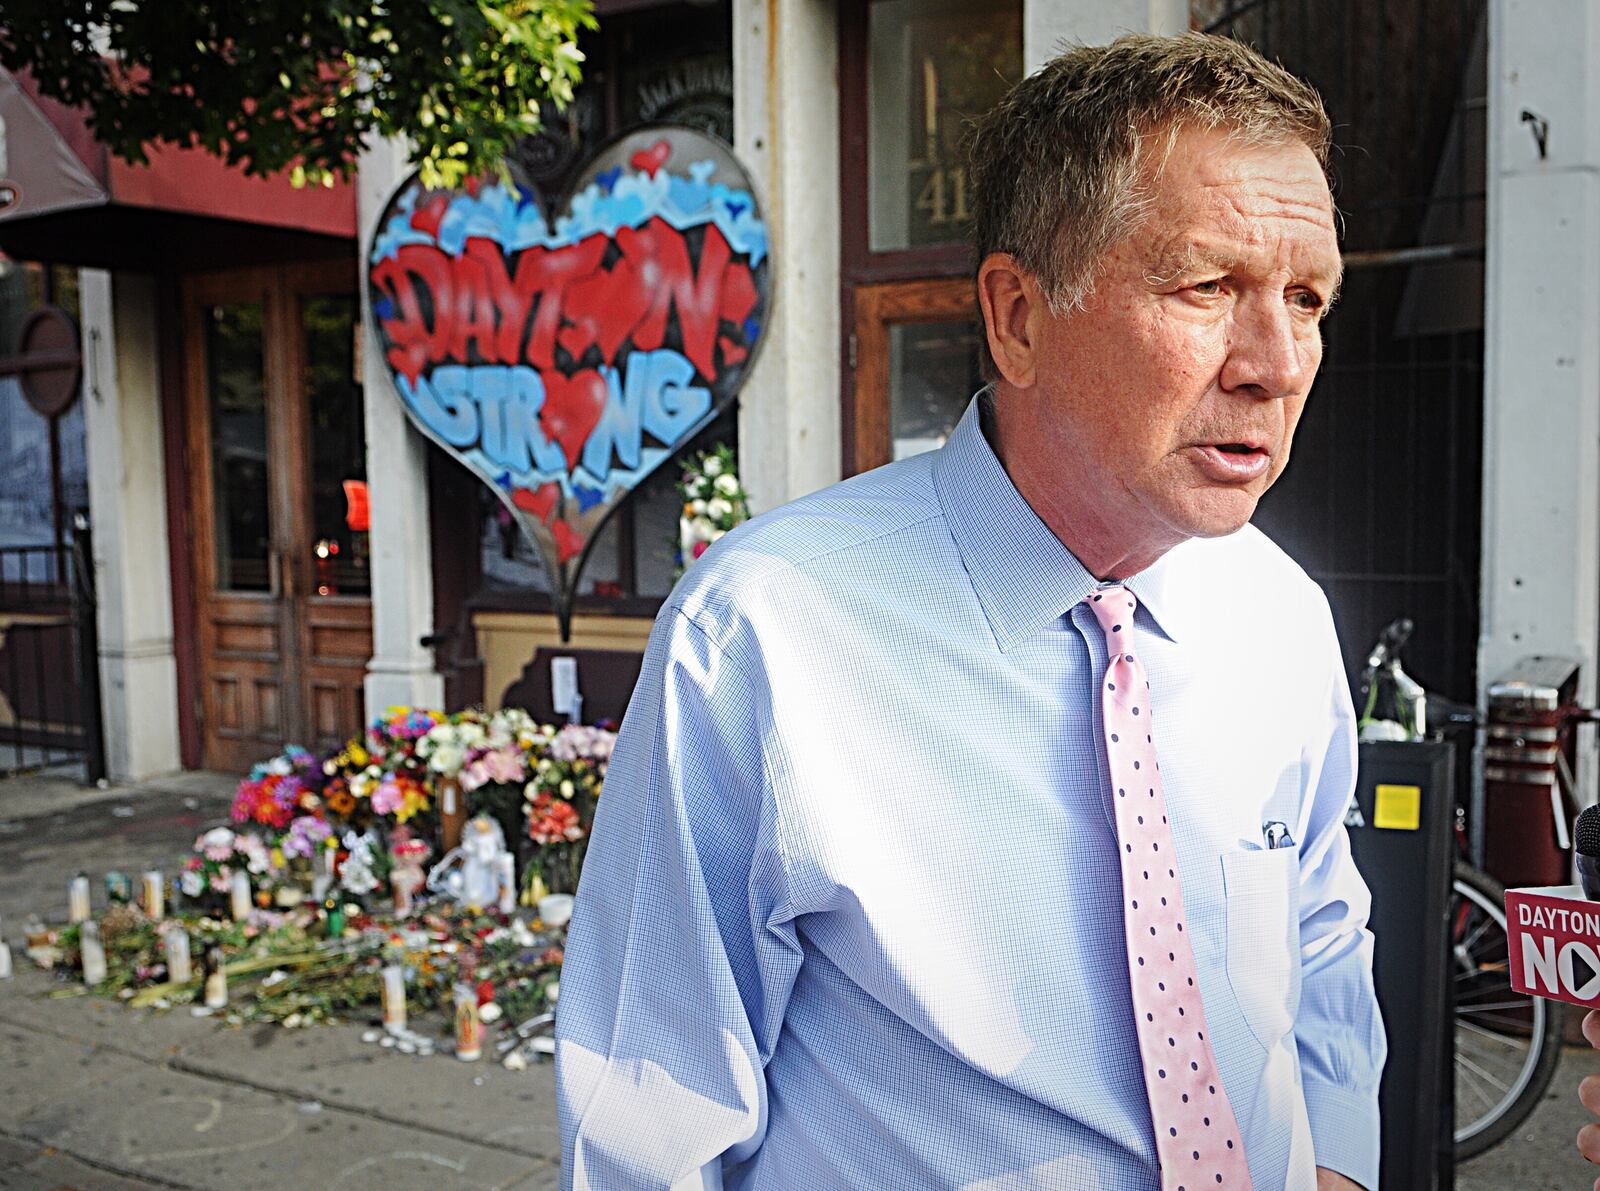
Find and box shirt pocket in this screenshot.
[1220,847,1302,1053]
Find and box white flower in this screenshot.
[703,455,724,477]
[685,478,707,499]
[690,498,707,515]
[706,498,732,521]
[546,980,560,1003]
[713,473,739,496]
[691,516,717,541]
[429,744,464,775]
[180,870,204,897]
[480,1001,503,1024]
[559,779,575,798]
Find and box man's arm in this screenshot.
[556,609,802,1189]
[1293,603,1387,1191]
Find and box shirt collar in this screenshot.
[932,394,1190,650]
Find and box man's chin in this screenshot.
[1171,491,1262,540]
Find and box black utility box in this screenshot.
[1348,740,1456,1191]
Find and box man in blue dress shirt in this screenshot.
[557,33,1384,1191]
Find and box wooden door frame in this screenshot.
[181,260,362,768]
[845,276,976,474]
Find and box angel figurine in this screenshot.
[427,814,516,912]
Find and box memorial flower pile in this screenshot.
[26,704,607,1071]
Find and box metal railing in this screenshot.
[0,524,104,781]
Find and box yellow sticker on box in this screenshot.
[1373,784,1422,831]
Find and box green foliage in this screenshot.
[0,0,596,188]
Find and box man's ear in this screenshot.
[977,253,1041,390]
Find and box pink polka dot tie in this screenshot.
[1086,586,1251,1191]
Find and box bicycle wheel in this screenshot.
[1452,861,1565,1159]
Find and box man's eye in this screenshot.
[1289,289,1324,313]
[1190,280,1223,296]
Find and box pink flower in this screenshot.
[459,760,490,792]
[692,540,709,559]
[484,747,524,785]
[370,776,403,816]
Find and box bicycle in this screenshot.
[1355,618,1564,1160]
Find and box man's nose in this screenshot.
[1219,296,1316,399]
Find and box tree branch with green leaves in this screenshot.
[0,0,596,188]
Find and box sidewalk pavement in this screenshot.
[0,767,1597,1189]
[0,770,561,1190]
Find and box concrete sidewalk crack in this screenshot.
[0,1124,198,1190]
[0,1008,558,1166]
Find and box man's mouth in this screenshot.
[1191,442,1271,481]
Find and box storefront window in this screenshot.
[867,0,1023,252]
[0,258,87,562]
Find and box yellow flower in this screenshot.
[350,745,369,766]
[270,847,286,870]
[396,785,430,824]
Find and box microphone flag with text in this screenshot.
[1507,804,1600,1006]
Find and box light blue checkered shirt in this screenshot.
[557,397,1385,1190]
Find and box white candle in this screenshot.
[0,942,12,980]
[229,870,251,921]
[454,981,481,1061]
[79,920,106,985]
[142,871,164,921]
[204,947,228,1008]
[164,924,192,984]
[68,875,91,924]
[381,964,407,1034]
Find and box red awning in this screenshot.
[0,67,356,266]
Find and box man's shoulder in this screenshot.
[668,453,946,635]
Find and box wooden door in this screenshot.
[848,276,985,474]
[184,262,371,772]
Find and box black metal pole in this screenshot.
[71,516,106,784]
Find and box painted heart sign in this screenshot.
[366,126,770,634]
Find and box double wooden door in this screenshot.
[183,262,372,772]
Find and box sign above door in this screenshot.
[366,125,770,637]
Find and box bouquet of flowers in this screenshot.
[231,746,321,829]
[524,724,616,895]
[182,826,279,904]
[676,444,750,573]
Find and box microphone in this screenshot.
[1577,805,1600,900]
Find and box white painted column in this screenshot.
[732,0,842,514]
[1024,0,1189,73]
[1481,0,1600,805]
[80,269,182,781]
[358,136,445,719]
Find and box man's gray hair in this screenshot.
[968,33,1332,350]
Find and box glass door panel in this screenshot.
[867,0,1022,252]
[300,294,370,597]
[850,276,979,473]
[887,319,982,460]
[205,302,271,592]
